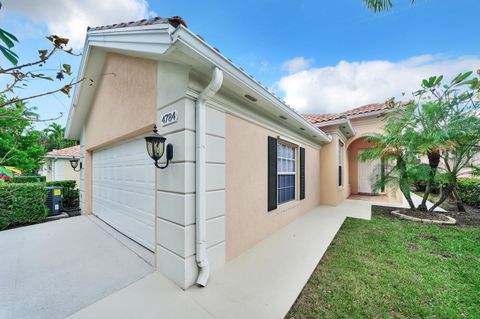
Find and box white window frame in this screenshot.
[277,141,297,205]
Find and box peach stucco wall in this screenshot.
[348,137,376,194]
[82,53,157,213]
[84,52,157,151]
[225,114,321,261]
[346,116,402,202]
[318,132,349,206]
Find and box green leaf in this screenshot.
[452,71,473,85]
[422,79,430,88]
[0,31,15,49]
[434,75,444,86]
[31,73,54,81]
[0,28,19,43]
[62,64,72,75]
[0,45,19,65]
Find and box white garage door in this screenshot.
[92,137,155,251]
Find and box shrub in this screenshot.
[46,180,79,209]
[457,178,480,208]
[0,183,48,230]
[12,176,46,183]
[413,179,440,194]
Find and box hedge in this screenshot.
[457,178,480,208]
[46,180,79,209]
[12,176,46,183]
[0,183,48,230]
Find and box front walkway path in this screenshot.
[69,199,379,319]
[0,216,153,319]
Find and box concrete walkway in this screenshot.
[0,216,153,319]
[69,200,377,319]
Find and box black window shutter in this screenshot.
[268,136,278,211]
[300,147,305,200]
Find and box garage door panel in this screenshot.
[92,137,155,250]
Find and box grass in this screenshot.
[287,206,480,319]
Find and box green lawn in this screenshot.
[287,206,480,319]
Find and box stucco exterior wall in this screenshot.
[318,132,349,206]
[347,116,385,146]
[225,113,321,261]
[347,116,401,202]
[81,53,157,214]
[43,158,80,184]
[348,137,376,194]
[84,52,157,151]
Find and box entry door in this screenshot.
[357,150,379,194]
[92,137,155,251]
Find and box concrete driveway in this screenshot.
[0,216,153,319]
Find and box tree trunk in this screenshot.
[452,187,466,212]
[397,156,416,209]
[417,179,431,211]
[428,184,453,213]
[418,150,441,211]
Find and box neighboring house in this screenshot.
[41,145,80,184]
[64,16,396,290]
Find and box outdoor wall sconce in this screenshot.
[69,157,82,172]
[145,125,173,169]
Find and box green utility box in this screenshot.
[46,186,63,216]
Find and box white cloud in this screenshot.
[4,0,152,48]
[282,56,313,74]
[278,55,480,114]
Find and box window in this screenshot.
[338,141,344,187]
[277,142,296,204]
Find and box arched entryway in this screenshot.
[347,136,382,196]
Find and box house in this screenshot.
[40,145,80,184]
[64,16,398,290]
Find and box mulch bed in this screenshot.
[375,205,480,227]
[442,203,480,227]
[398,209,451,221]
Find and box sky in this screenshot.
[1,0,479,130]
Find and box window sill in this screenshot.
[274,200,300,214]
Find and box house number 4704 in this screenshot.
[161,110,178,126]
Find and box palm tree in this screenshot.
[414,72,480,212]
[358,101,418,209]
[363,0,416,12]
[44,123,65,151]
[43,123,77,152]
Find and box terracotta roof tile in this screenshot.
[46,145,80,158]
[303,103,388,124]
[87,16,188,32]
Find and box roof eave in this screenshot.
[65,22,331,144]
[315,118,356,138]
[172,26,331,144]
[65,24,175,140]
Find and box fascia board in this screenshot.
[65,25,174,139]
[46,155,76,159]
[346,109,387,120]
[316,118,356,138]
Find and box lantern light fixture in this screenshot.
[145,125,173,169]
[69,157,82,171]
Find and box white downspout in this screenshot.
[195,67,223,287]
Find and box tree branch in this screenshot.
[0,48,56,74]
[0,78,86,108]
